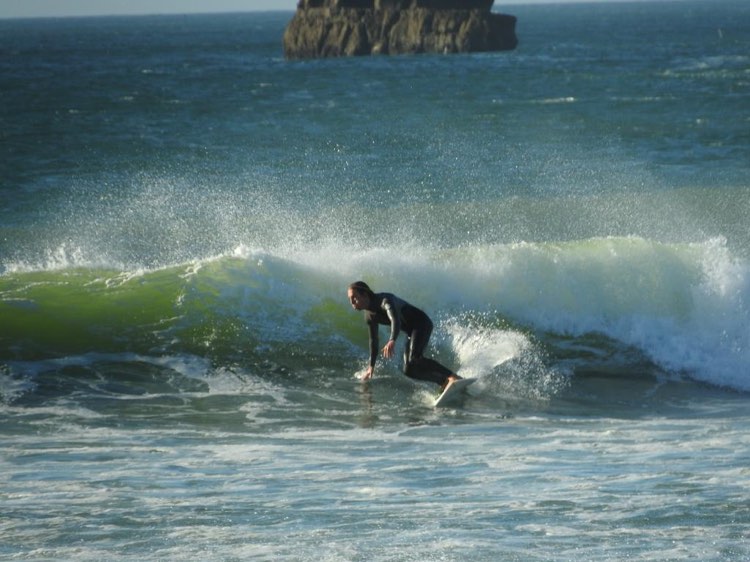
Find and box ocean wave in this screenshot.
[1,236,748,393]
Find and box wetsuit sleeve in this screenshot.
[367,317,379,367]
[381,297,401,342]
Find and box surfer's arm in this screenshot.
[367,317,379,368]
[381,297,400,358]
[380,296,400,359]
[381,297,400,343]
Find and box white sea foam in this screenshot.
[445,322,528,378]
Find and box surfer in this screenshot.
[347,281,461,391]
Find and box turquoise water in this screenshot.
[1,2,750,560]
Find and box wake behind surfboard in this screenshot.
[434,378,476,407]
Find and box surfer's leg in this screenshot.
[406,356,456,387]
[402,322,457,387]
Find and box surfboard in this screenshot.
[434,378,476,407]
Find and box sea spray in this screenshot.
[441,315,569,402]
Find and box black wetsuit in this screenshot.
[364,292,453,386]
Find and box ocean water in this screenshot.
[1,1,749,560]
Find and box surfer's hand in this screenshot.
[362,366,374,381]
[382,340,395,359]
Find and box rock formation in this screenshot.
[283,0,518,59]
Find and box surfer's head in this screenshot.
[347,281,374,310]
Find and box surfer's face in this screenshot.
[348,288,369,310]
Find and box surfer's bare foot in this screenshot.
[440,375,462,392]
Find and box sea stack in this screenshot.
[283,0,518,59]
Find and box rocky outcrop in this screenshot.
[283,0,518,59]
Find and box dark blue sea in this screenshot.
[1,2,749,560]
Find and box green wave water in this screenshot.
[3,235,747,392]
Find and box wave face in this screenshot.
[3,234,748,394]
